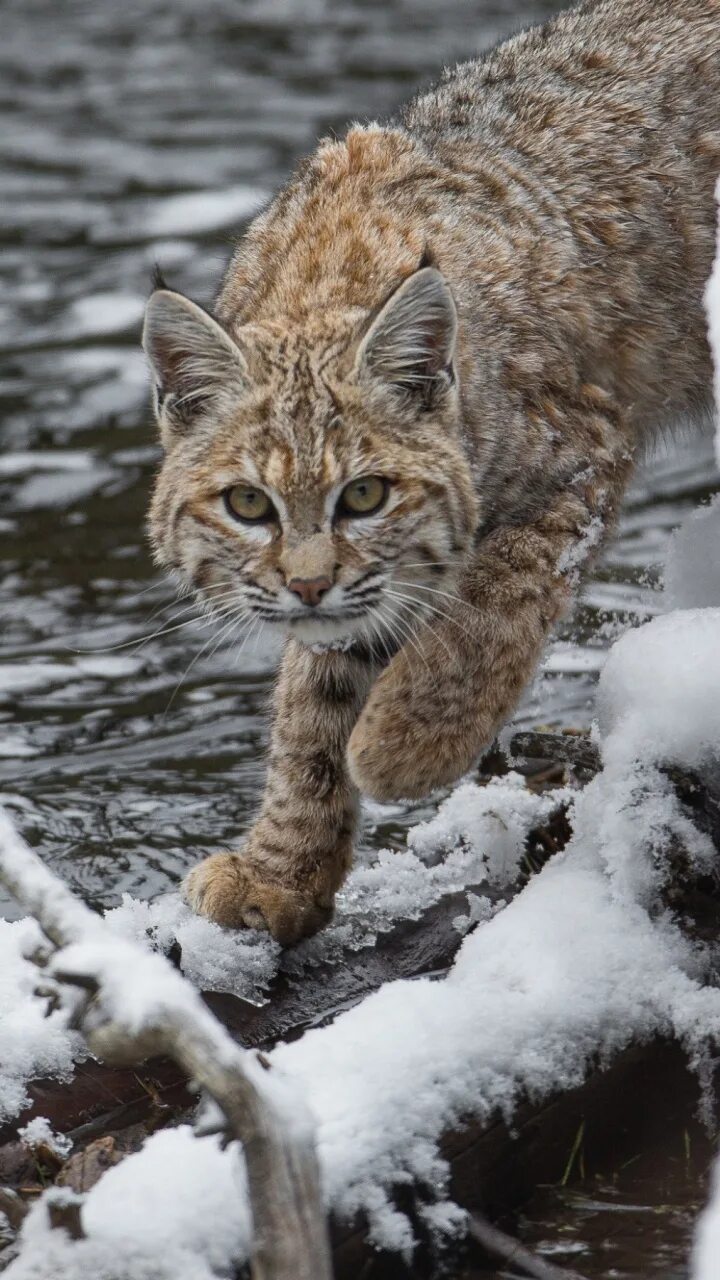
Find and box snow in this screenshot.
[18,1117,72,1160]
[597,609,720,771]
[664,495,720,609]
[104,772,563,998]
[104,893,280,1003]
[0,772,558,1122]
[0,917,81,1123]
[407,773,565,876]
[693,1156,720,1280]
[13,1130,249,1280]
[704,174,720,470]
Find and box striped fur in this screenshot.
[145,0,720,942]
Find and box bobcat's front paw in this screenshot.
[182,852,333,946]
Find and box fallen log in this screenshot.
[0,878,508,1148]
[0,750,570,1150]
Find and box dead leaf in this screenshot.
[56,1136,120,1193]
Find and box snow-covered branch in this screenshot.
[0,809,332,1280]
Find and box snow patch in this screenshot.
[0,918,81,1123]
[18,1117,73,1160]
[664,495,720,610]
[12,1129,249,1280]
[704,174,720,470]
[597,608,720,771]
[693,1156,720,1280]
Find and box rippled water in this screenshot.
[2,0,719,1273]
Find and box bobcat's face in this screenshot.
[145,270,478,649]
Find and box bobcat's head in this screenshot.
[144,266,478,651]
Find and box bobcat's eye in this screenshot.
[337,475,387,518]
[224,484,274,523]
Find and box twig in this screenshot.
[468,1212,589,1280]
[510,731,601,778]
[46,1191,85,1240]
[0,809,332,1280]
[0,1188,28,1233]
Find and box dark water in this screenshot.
[1,1,718,1273]
[516,1118,712,1280]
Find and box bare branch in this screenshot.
[468,1212,589,1280]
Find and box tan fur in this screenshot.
[144,0,720,942]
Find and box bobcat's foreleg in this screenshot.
[183,642,373,943]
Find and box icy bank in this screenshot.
[6,609,720,1278]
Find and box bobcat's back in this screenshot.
[400,0,720,426]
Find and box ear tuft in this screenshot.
[355,267,457,406]
[142,290,247,443]
[151,263,169,293]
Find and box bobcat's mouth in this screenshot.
[239,600,376,648]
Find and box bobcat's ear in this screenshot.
[142,289,248,444]
[355,267,457,406]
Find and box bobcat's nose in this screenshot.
[287,576,332,608]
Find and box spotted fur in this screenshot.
[144,0,720,943]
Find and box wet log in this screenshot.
[331,1037,717,1279]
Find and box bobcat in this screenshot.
[143,0,720,943]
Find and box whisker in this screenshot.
[368,605,405,673]
[398,560,461,569]
[396,601,456,667]
[385,592,455,665]
[68,586,243,656]
[391,605,442,691]
[161,606,252,718]
[232,614,263,669]
[135,583,236,632]
[384,587,474,651]
[371,599,435,693]
[392,580,485,628]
